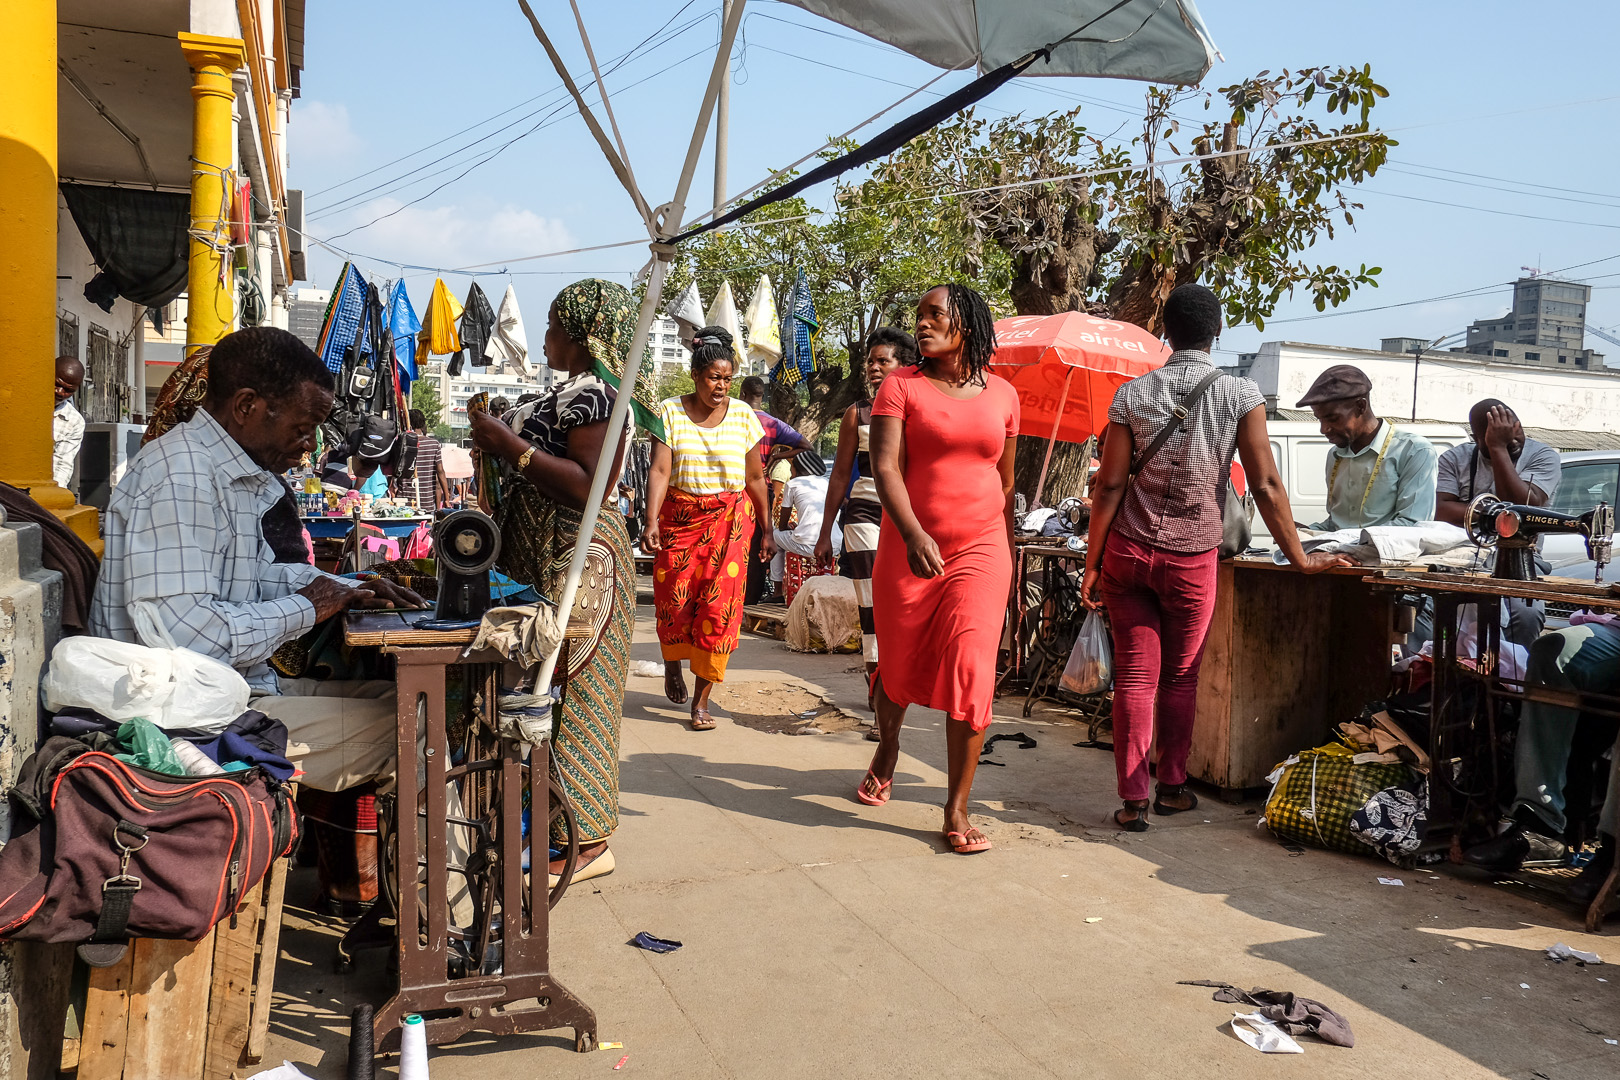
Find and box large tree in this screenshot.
[863,65,1391,497]
[669,66,1391,501]
[664,159,988,441]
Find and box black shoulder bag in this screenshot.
[1128,369,1253,559]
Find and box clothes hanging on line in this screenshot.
[484,283,529,372]
[458,282,496,373]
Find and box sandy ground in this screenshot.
[263,607,1619,1079]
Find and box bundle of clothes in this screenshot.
[48,708,296,782]
[1014,495,1091,540]
[1270,521,1482,568]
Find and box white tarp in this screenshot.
[782,0,1219,84]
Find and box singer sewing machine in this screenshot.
[1463,494,1614,584]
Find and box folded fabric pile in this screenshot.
[1271,522,1480,567]
[51,707,295,780]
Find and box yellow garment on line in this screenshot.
[416,277,464,367]
[656,397,764,495]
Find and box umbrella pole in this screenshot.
[1030,367,1074,510]
[533,254,671,697]
[530,4,744,698]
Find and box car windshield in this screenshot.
[1551,461,1620,516]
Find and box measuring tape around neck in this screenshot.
[1328,421,1397,517]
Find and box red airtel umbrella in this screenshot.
[990,312,1171,505]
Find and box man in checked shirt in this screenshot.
[89,327,426,792]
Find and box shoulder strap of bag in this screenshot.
[1130,368,1225,477]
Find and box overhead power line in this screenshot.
[306,4,713,215]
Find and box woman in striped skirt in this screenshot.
[817,327,914,726]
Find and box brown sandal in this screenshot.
[1113,799,1150,832]
[689,709,716,731]
[1153,784,1198,816]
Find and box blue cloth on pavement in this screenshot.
[629,932,683,954]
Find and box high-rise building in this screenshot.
[287,287,330,351]
[1460,276,1603,369]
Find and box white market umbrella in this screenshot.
[704,280,748,370]
[743,273,782,372]
[512,0,1223,699]
[665,279,706,345]
[782,1,1219,84]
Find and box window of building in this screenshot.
[1493,349,1509,357]
[1525,352,1541,362]
[1559,356,1568,363]
[662,347,678,357]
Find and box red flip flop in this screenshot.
[944,829,992,855]
[855,770,892,806]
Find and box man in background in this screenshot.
[1298,364,1438,531]
[53,354,86,491]
[406,408,448,512]
[739,375,814,602]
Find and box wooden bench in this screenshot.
[66,858,289,1080]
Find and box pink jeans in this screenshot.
[1098,532,1219,802]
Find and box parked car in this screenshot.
[1541,450,1620,569]
[1249,420,1470,547]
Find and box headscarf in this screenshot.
[142,345,211,445]
[553,278,665,442]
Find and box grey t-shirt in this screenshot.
[1436,437,1561,506]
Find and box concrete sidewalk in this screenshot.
[266,612,1618,1079]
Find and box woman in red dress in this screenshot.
[857,284,1018,855]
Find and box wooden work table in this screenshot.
[1189,557,1396,796]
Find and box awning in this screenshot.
[781,0,1219,82]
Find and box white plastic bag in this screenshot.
[1060,610,1112,696]
[41,602,251,736]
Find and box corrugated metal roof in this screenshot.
[1272,408,1620,451]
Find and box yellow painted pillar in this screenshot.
[0,0,98,545]
[178,33,245,352]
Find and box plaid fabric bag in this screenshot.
[1262,742,1411,854]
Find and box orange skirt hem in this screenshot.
[660,643,731,683]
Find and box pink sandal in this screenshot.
[855,770,892,806]
[944,829,992,855]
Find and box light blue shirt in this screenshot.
[1310,420,1439,532]
[358,466,389,497]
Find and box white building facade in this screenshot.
[1243,340,1620,434]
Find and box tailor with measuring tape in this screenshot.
[1297,364,1438,532]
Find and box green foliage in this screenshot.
[1104,65,1394,331]
[653,366,694,404]
[851,65,1392,331]
[409,378,452,440]
[665,150,991,422]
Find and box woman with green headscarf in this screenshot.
[468,278,659,887]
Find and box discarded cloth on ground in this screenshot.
[784,575,861,653]
[1181,981,1355,1047]
[1272,522,1477,567]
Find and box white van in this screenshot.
[1249,420,1471,547]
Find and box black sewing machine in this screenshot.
[434,508,501,621]
[1463,494,1614,583]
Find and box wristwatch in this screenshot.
[516,446,536,470]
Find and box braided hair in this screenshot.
[917,284,997,384]
[689,325,736,377]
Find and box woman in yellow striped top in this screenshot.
[644,326,774,729]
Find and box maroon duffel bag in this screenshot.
[0,737,298,965]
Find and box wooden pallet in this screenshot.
[742,602,788,639]
[71,859,288,1080]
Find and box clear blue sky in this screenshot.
[292,1,1620,363]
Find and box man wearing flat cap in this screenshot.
[1297,364,1438,531]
